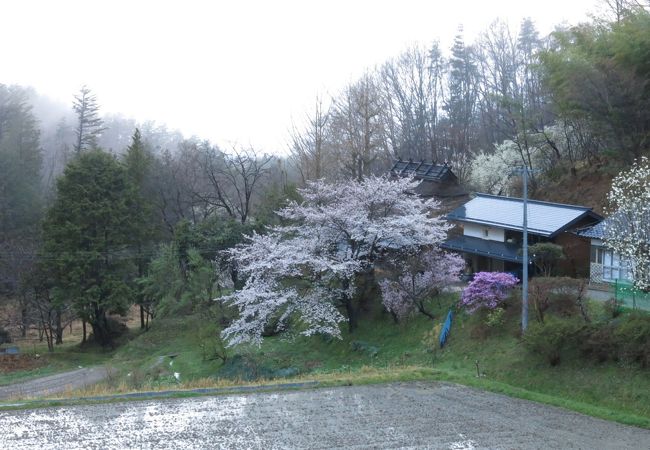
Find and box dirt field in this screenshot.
[1,382,648,449]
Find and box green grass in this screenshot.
[4,292,650,428]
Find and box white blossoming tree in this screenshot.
[221,176,451,346]
[604,157,650,291]
[470,141,525,194]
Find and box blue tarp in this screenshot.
[439,310,454,348]
[0,347,19,354]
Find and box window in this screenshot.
[600,248,633,282]
[590,247,604,264]
[483,229,489,238]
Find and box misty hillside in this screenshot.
[1,4,649,351]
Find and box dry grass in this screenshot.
[45,364,437,400]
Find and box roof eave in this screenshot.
[446,217,552,237]
[548,211,604,239]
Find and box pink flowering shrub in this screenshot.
[380,249,464,322]
[459,272,519,313]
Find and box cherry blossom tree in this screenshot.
[220,176,451,346]
[459,272,519,313]
[380,249,464,322]
[604,157,650,291]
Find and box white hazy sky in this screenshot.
[2,0,601,154]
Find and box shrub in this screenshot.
[460,272,519,313]
[528,277,590,323]
[603,297,624,319]
[614,313,650,367]
[485,307,506,328]
[579,323,616,363]
[523,318,589,366]
[524,313,650,368]
[529,242,565,276]
[351,340,379,358]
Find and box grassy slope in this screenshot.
[72,292,650,428]
[4,293,649,428]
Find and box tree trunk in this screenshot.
[345,299,358,332]
[90,306,112,347]
[138,255,146,330]
[55,309,63,344]
[416,302,436,321]
[44,326,54,352]
[21,304,28,338]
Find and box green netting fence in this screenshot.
[615,280,650,311]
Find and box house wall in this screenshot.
[414,180,467,199]
[463,223,505,242]
[589,239,634,283]
[553,232,591,277]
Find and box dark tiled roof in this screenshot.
[576,220,606,239]
[447,193,602,238]
[441,235,522,263]
[390,159,456,182]
[576,212,636,240]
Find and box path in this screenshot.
[0,366,108,400]
[1,382,648,449]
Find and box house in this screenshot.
[390,159,467,199]
[441,193,603,278]
[576,219,634,284]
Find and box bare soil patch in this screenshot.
[0,354,46,374]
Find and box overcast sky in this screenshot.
[2,0,601,154]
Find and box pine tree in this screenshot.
[0,85,43,299]
[123,129,157,329]
[43,150,137,346]
[72,85,105,154]
[445,26,479,179]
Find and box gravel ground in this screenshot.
[0,367,108,400]
[1,382,649,449]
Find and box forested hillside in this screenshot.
[1,3,649,349]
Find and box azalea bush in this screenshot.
[459,272,519,313]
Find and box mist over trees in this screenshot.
[289,5,650,195]
[1,3,649,347]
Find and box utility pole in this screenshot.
[522,167,529,333]
[510,166,534,333]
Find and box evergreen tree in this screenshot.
[123,129,158,328]
[43,150,137,346]
[0,85,43,238]
[444,27,479,181]
[0,85,43,297]
[72,85,105,154]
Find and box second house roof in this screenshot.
[446,193,602,238]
